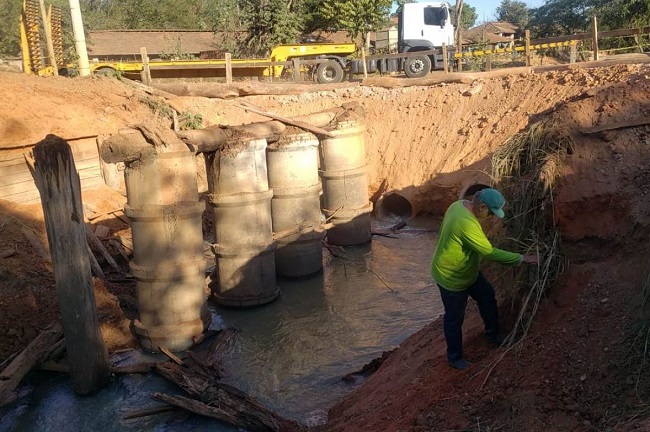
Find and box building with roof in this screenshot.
[462,21,521,48]
[86,30,243,61]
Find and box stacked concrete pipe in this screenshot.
[267,130,324,277]
[319,120,372,246]
[101,127,210,352]
[205,137,278,307]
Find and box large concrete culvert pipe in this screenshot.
[205,137,279,307]
[100,127,210,353]
[319,119,372,246]
[459,182,492,199]
[375,191,418,220]
[267,131,324,278]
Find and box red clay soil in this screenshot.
[321,65,650,431]
[1,59,650,431]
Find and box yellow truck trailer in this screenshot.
[80,43,357,83]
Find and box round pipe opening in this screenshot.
[460,183,491,199]
[376,192,414,219]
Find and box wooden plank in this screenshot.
[0,167,101,197]
[225,53,232,84]
[32,135,110,395]
[580,118,650,134]
[0,324,63,406]
[530,32,590,45]
[599,26,650,38]
[0,158,99,187]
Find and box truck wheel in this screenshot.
[404,55,431,78]
[316,60,344,84]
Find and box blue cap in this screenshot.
[479,188,506,219]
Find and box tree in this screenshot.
[595,0,650,29]
[452,2,477,30]
[0,0,24,56]
[320,0,392,76]
[496,0,529,29]
[529,0,596,37]
[242,0,305,55]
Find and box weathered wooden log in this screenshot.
[85,224,123,275]
[123,404,176,420]
[178,103,362,153]
[100,124,189,164]
[152,392,275,431]
[32,135,110,396]
[237,101,334,137]
[580,117,650,134]
[362,68,535,88]
[152,81,360,99]
[0,324,63,406]
[177,121,285,153]
[155,361,302,431]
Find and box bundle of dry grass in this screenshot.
[478,120,574,385]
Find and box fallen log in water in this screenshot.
[155,360,303,431]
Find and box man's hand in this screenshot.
[522,254,540,265]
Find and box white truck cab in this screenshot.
[398,2,455,77]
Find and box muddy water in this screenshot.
[0,219,442,431]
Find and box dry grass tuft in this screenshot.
[477,120,573,386]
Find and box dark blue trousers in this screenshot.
[437,272,499,362]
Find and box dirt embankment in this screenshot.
[1,61,650,431]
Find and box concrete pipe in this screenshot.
[270,184,322,232]
[125,151,199,207]
[208,189,273,247]
[323,202,373,246]
[131,259,209,352]
[275,230,325,278]
[319,167,370,211]
[267,132,320,191]
[459,182,491,199]
[375,191,419,220]
[211,243,279,308]
[319,120,367,172]
[124,202,205,267]
[205,138,269,195]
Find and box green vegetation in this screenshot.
[1,0,649,59]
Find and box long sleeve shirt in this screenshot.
[431,200,522,291]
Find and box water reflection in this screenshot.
[0,218,442,430]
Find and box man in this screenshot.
[431,187,539,370]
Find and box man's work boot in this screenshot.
[448,358,471,370]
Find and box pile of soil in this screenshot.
[1,58,650,430]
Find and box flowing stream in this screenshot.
[0,218,443,432]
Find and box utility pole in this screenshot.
[68,0,91,76]
[455,0,464,71]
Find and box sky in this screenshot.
[470,0,546,23]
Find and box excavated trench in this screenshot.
[2,61,650,431]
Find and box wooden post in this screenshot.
[38,0,58,75]
[32,135,110,396]
[592,16,599,61]
[140,47,152,85]
[224,53,233,84]
[293,58,301,83]
[525,30,531,66]
[570,42,577,64]
[442,43,449,73]
[486,55,492,71]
